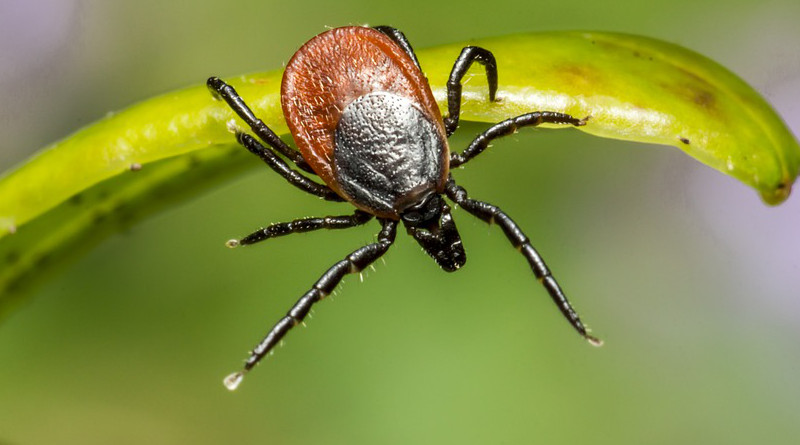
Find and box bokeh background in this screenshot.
[1,0,799,444]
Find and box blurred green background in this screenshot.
[1,0,799,444]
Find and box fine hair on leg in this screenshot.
[445,178,601,346]
[223,219,399,390]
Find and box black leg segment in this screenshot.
[450,111,587,168]
[231,210,373,247]
[207,76,314,174]
[223,219,399,390]
[445,178,601,346]
[373,26,422,70]
[236,132,344,202]
[444,46,498,137]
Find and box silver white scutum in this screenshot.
[333,92,445,216]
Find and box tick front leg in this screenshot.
[372,26,421,70]
[223,219,398,390]
[228,210,373,247]
[445,178,601,346]
[207,76,314,174]
[236,132,344,202]
[444,46,498,137]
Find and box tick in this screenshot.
[208,25,600,390]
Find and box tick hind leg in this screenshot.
[207,76,314,174]
[444,178,602,346]
[229,210,373,247]
[223,219,398,391]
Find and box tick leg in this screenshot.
[444,46,498,137]
[231,210,373,247]
[236,132,344,202]
[450,112,587,168]
[206,76,314,174]
[224,219,398,390]
[373,26,421,70]
[445,178,601,346]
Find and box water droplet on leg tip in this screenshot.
[223,371,244,391]
[226,239,240,248]
[587,336,604,347]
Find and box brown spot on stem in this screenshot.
[69,193,84,206]
[92,211,108,225]
[662,80,719,116]
[556,63,601,89]
[692,89,715,108]
[34,253,51,268]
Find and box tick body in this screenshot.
[208,26,599,390]
[283,27,448,218]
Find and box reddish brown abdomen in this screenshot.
[281,26,448,217]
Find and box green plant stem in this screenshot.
[0,31,798,314]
